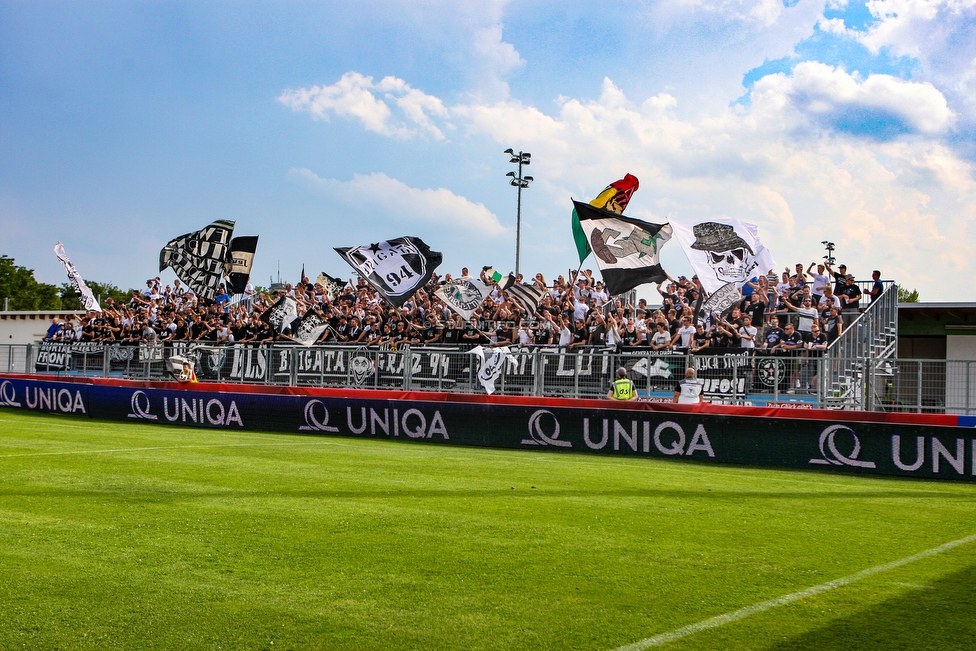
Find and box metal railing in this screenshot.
[5,340,974,414]
[822,281,898,409]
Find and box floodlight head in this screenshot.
[504,148,514,155]
[524,176,533,182]
[506,171,516,177]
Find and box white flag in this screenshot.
[54,242,101,312]
[470,345,514,395]
[670,219,776,296]
[435,278,491,320]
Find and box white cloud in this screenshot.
[751,61,954,134]
[281,55,975,298]
[290,169,509,238]
[827,0,976,120]
[278,72,449,140]
[817,16,852,35]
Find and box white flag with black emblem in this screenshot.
[470,345,514,395]
[435,278,491,320]
[335,236,442,307]
[159,220,236,301]
[53,242,101,312]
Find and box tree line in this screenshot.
[0,254,134,311]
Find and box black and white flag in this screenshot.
[225,236,258,295]
[470,345,514,395]
[671,219,776,296]
[54,242,101,312]
[159,220,236,301]
[499,275,547,316]
[315,272,346,302]
[335,236,442,307]
[572,200,672,296]
[291,310,328,346]
[260,296,298,334]
[435,278,491,320]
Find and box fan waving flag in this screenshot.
[291,310,328,346]
[260,296,298,334]
[572,174,640,263]
[54,242,101,312]
[499,274,546,317]
[159,220,236,301]
[572,200,672,296]
[315,272,346,302]
[335,237,442,307]
[435,278,491,320]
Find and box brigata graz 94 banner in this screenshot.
[1,375,975,482]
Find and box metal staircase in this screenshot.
[821,281,898,409]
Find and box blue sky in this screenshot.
[2,0,974,301]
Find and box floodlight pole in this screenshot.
[504,149,533,277]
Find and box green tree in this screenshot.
[59,281,135,310]
[0,255,62,310]
[897,286,920,303]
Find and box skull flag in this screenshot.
[159,220,236,301]
[335,237,442,308]
[670,219,776,296]
[571,200,672,296]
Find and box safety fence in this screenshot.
[5,341,974,414]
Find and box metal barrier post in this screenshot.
[404,348,413,391]
[289,348,298,387]
[916,361,923,413]
[103,347,110,377]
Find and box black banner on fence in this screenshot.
[2,375,975,482]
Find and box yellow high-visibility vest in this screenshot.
[611,378,634,400]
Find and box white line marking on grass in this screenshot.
[0,441,332,458]
[614,533,976,651]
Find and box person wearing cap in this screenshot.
[607,367,637,400]
[673,368,705,404]
[826,262,848,294]
[838,274,862,311]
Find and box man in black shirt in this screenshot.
[838,275,862,310]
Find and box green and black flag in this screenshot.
[572,200,672,296]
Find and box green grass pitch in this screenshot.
[1,409,975,650]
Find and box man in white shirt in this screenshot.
[807,262,830,304]
[671,316,696,351]
[738,315,757,348]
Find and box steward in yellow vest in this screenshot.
[607,367,636,401]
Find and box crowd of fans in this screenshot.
[43,261,884,357]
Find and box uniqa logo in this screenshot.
[810,424,877,468]
[521,409,572,447]
[128,390,157,420]
[0,380,21,407]
[300,399,339,432]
